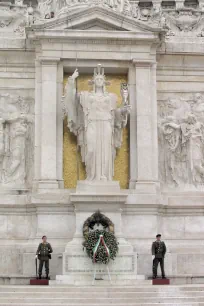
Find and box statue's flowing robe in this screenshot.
[64,77,126,181]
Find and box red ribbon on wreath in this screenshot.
[93,234,110,263]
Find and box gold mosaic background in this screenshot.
[63,74,129,189]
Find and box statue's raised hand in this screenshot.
[72,69,79,80]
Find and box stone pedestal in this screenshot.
[152,278,170,285]
[53,182,142,285]
[30,279,49,286]
[76,180,120,194]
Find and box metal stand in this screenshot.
[92,263,112,285]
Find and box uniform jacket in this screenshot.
[152,241,166,258]
[36,242,53,261]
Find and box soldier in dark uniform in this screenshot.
[151,234,166,279]
[36,235,53,279]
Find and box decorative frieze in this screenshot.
[0,0,203,40]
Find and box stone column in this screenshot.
[35,57,61,190]
[134,60,159,194]
[56,62,64,188]
[34,59,42,186]
[128,66,137,189]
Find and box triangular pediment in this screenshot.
[68,18,126,31]
[29,6,162,34]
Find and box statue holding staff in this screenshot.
[63,65,130,182]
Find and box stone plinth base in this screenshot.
[56,181,140,285]
[57,182,139,285]
[51,275,149,286]
[60,239,138,285]
[76,180,120,194]
[30,279,49,285]
[152,278,170,285]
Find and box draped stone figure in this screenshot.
[158,94,204,189]
[0,94,34,189]
[63,65,130,182]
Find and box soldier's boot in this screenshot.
[46,274,49,280]
[39,275,42,279]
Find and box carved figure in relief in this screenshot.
[63,65,130,181]
[57,0,131,14]
[132,2,139,18]
[15,0,23,5]
[0,94,34,189]
[150,3,162,25]
[3,116,28,186]
[158,94,204,189]
[37,0,53,18]
[159,117,186,187]
[181,114,204,183]
[191,93,204,122]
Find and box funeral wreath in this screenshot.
[83,211,119,264]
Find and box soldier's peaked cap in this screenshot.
[156,234,161,237]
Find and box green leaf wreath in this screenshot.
[83,211,119,264]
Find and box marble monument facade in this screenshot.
[0,0,204,283]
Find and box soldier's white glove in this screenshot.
[152,255,155,261]
[35,255,38,259]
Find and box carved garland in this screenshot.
[83,211,118,264]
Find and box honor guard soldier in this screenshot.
[151,234,166,279]
[36,236,53,279]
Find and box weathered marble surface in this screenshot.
[0,0,203,283]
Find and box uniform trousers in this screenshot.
[38,260,49,275]
[153,257,165,277]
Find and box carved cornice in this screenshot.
[38,57,61,65]
[132,59,157,67]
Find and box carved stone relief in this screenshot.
[0,2,29,37]
[0,94,34,190]
[32,1,204,41]
[0,0,204,40]
[158,94,204,190]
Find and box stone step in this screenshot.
[1,291,204,297]
[1,285,204,291]
[1,297,204,303]
[0,304,204,306]
[51,279,152,286]
[2,285,204,305]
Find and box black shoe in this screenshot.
[162,276,166,279]
[39,275,41,279]
[153,276,157,279]
[46,274,49,280]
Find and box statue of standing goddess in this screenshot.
[63,65,130,182]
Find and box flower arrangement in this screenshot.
[83,211,118,264]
